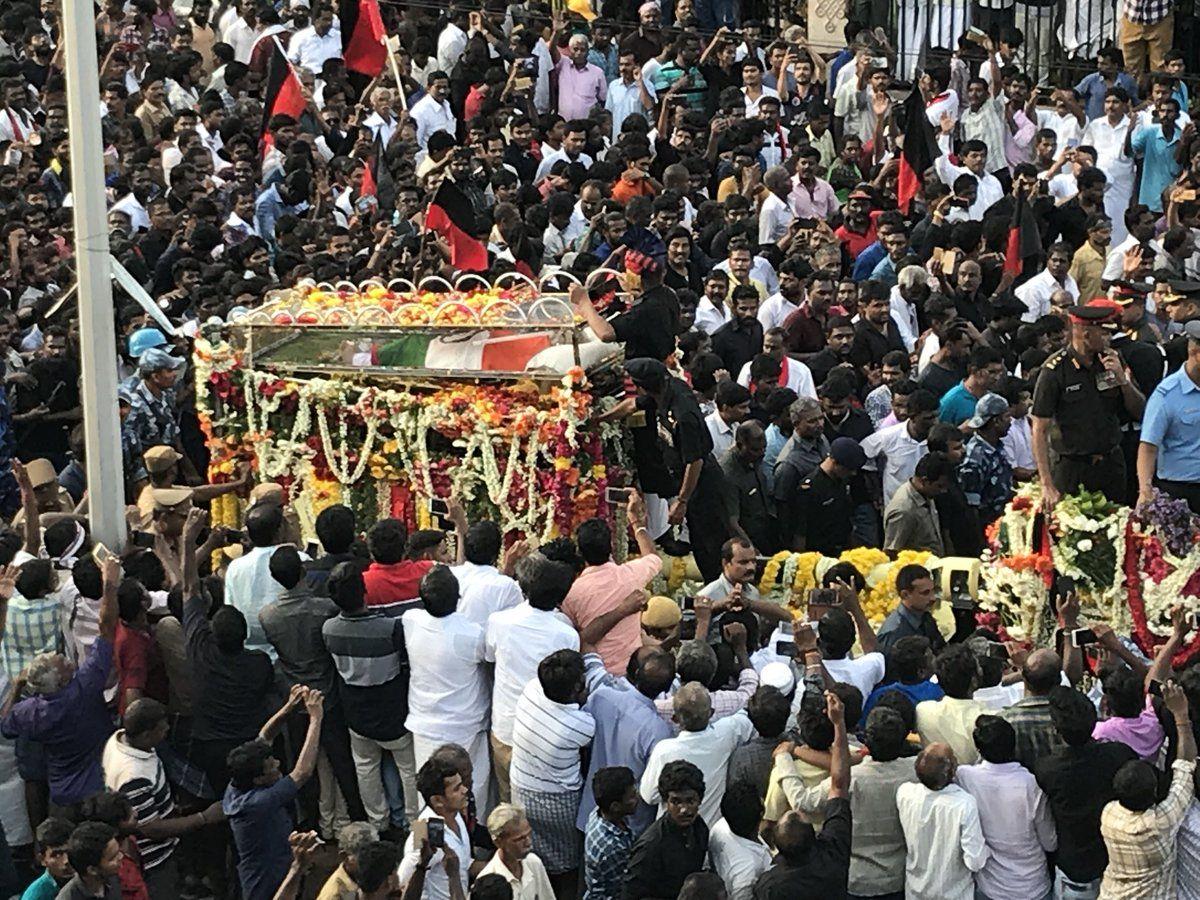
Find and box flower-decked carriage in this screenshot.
[195,272,632,542]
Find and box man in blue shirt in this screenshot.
[1127,97,1183,212]
[1076,48,1139,121]
[579,646,675,835]
[223,687,325,900]
[1138,319,1200,512]
[938,346,1006,425]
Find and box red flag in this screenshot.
[897,88,943,215]
[340,0,387,79]
[1004,192,1040,277]
[360,159,378,198]
[424,180,489,273]
[260,40,307,152]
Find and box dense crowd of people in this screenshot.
[4,0,1200,897]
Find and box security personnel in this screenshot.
[1108,289,1167,498]
[786,437,865,554]
[133,444,246,530]
[1032,300,1146,508]
[1160,281,1200,374]
[625,357,729,582]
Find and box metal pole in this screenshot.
[61,0,126,549]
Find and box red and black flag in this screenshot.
[424,179,489,273]
[1004,192,1042,277]
[340,0,388,97]
[897,88,943,215]
[260,39,306,152]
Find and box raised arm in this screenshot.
[825,691,850,800]
[287,688,325,787]
[580,590,648,648]
[1146,606,1189,689]
[570,283,617,342]
[260,685,307,742]
[98,555,121,643]
[837,578,878,655]
[12,461,39,557]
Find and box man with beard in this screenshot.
[758,258,807,333]
[1068,214,1114,304]
[806,316,856,387]
[849,285,905,375]
[12,326,80,471]
[711,286,764,377]
[111,169,158,233]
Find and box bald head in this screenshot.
[633,646,675,699]
[673,681,713,732]
[915,742,957,790]
[1022,649,1062,695]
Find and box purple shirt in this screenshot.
[1,637,114,805]
[1092,695,1165,760]
[789,177,840,220]
[555,58,607,120]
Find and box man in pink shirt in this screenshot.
[562,493,662,674]
[553,32,607,121]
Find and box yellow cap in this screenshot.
[143,445,183,474]
[641,595,682,629]
[150,487,193,511]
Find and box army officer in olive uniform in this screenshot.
[1032,300,1146,508]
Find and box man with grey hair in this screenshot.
[478,803,555,898]
[1,556,120,808]
[891,266,933,353]
[320,821,379,898]
[654,625,758,727]
[896,742,989,898]
[551,30,607,120]
[759,166,795,245]
[772,397,829,513]
[640,681,755,827]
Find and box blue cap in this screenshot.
[128,327,168,359]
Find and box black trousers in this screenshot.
[1052,447,1127,504]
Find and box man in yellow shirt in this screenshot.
[1068,214,1112,303]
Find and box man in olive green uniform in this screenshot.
[1032,300,1146,507]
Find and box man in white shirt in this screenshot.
[813,587,886,701]
[707,782,772,900]
[641,682,755,827]
[225,502,307,661]
[891,266,931,353]
[399,758,473,900]
[756,262,804,333]
[435,8,470,74]
[934,139,1005,220]
[1080,90,1136,244]
[736,327,816,400]
[362,87,400,146]
[485,556,580,803]
[758,166,794,245]
[286,7,341,74]
[449,521,523,628]
[896,743,989,900]
[956,716,1057,900]
[402,566,491,814]
[706,381,750,459]
[859,390,938,505]
[696,273,733,335]
[410,71,456,151]
[220,0,261,63]
[1016,243,1080,322]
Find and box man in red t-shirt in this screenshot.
[114,579,169,715]
[362,509,466,615]
[834,187,882,257]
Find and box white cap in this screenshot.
[760,661,795,695]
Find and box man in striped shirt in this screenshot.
[101,698,223,898]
